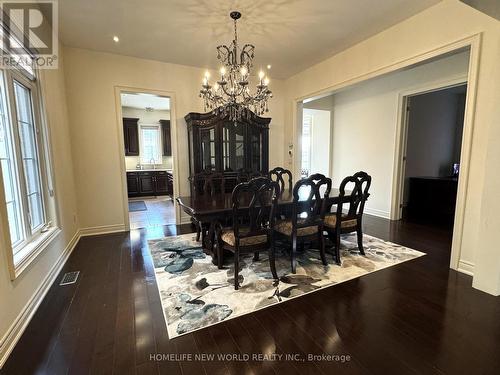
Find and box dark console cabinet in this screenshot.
[406,176,458,228]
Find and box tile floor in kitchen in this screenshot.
[128,196,176,229]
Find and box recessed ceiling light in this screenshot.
[113,36,119,43]
[267,64,272,69]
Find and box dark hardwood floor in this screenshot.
[2,215,499,375]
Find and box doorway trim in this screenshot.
[114,86,181,229]
[391,76,468,221]
[291,33,481,273]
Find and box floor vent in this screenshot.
[59,271,80,286]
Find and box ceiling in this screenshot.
[121,93,170,110]
[59,0,441,79]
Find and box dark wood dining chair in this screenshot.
[216,177,281,290]
[237,169,263,183]
[324,171,372,264]
[269,167,293,193]
[272,173,331,273]
[203,172,225,195]
[189,171,226,241]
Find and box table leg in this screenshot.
[203,220,221,266]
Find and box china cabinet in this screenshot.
[185,109,270,193]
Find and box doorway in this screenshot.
[399,84,467,229]
[300,107,333,178]
[119,92,176,229]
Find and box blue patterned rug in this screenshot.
[148,233,425,338]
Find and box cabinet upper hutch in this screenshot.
[185,109,270,192]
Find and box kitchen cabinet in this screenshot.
[167,171,173,196]
[160,120,171,156]
[126,171,172,197]
[123,117,139,156]
[155,171,169,194]
[138,172,155,195]
[126,172,140,196]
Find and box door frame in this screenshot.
[290,33,481,272]
[114,86,181,229]
[392,77,468,220]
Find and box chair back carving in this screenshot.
[291,173,332,231]
[232,177,280,242]
[237,169,264,183]
[337,171,372,220]
[269,167,292,193]
[189,171,225,196]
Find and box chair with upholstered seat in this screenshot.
[269,167,292,193]
[324,171,371,264]
[216,177,280,290]
[269,167,293,219]
[271,173,331,273]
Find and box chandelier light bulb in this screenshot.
[213,83,219,91]
[258,71,265,80]
[240,66,248,76]
[263,77,270,86]
[220,67,226,75]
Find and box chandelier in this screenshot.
[199,11,272,121]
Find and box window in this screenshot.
[0,68,55,271]
[301,113,313,177]
[0,25,57,277]
[140,125,162,164]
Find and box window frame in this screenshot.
[0,67,59,277]
[301,113,313,177]
[139,124,163,165]
[0,71,25,247]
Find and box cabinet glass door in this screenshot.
[223,121,245,171]
[200,127,216,171]
[249,126,262,171]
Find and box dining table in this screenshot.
[177,187,352,265]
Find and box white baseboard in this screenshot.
[458,260,474,276]
[0,229,81,369]
[79,223,126,237]
[364,207,391,219]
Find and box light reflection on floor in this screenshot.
[128,196,175,229]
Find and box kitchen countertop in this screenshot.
[126,169,173,173]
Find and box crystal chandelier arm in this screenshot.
[216,45,232,65]
[240,44,255,67]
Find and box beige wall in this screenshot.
[284,0,500,294]
[63,47,285,229]
[0,44,79,364]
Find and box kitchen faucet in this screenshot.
[150,158,156,170]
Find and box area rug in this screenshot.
[148,233,425,338]
[128,200,147,212]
